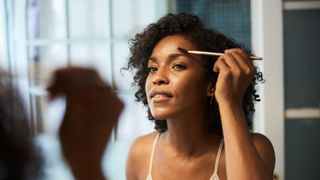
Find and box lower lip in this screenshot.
[152,95,171,103]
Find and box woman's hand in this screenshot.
[47,67,124,180]
[213,50,275,180]
[213,48,254,107]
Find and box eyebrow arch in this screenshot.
[148,56,157,62]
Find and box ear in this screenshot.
[206,76,216,96]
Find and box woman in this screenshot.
[126,13,275,180]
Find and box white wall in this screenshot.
[251,0,285,179]
[0,0,6,68]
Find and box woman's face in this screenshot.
[145,35,211,120]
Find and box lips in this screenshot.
[149,90,173,103]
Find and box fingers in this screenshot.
[213,56,230,74]
[47,67,106,100]
[226,49,254,76]
[213,48,254,77]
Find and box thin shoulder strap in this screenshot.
[213,139,224,174]
[147,133,160,176]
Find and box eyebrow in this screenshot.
[148,53,186,62]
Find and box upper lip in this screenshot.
[149,89,174,99]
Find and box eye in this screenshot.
[172,64,186,71]
[147,66,157,73]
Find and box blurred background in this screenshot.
[0,0,319,179]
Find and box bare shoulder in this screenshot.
[250,133,273,148]
[128,131,158,157]
[126,131,159,179]
[250,133,276,174]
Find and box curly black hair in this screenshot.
[126,13,263,137]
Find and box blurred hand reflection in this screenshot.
[47,67,124,179]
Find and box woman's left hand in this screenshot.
[213,48,255,106]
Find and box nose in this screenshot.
[152,71,169,85]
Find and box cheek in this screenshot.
[145,76,152,99]
[174,76,207,98]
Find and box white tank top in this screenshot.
[146,133,224,180]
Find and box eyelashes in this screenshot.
[172,64,186,70]
[147,63,187,73]
[147,67,157,73]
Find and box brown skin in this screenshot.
[126,35,275,180]
[146,35,209,121]
[214,49,275,179]
[47,67,123,180]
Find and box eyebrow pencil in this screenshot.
[177,47,263,61]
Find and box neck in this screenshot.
[162,111,219,158]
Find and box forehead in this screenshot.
[151,35,196,55]
[149,35,208,68]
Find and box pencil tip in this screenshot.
[177,47,188,54]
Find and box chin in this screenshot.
[151,112,168,120]
[150,108,173,120]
